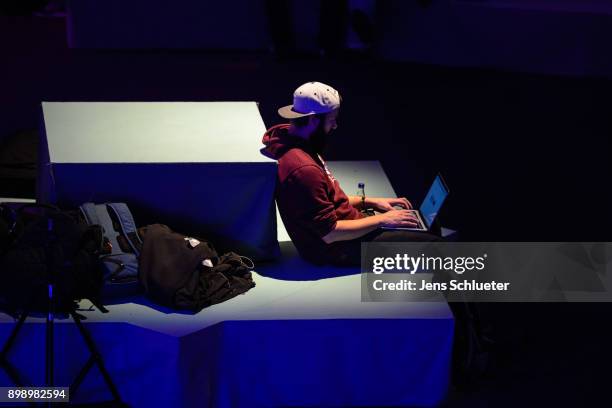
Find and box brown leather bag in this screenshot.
[138,224,255,312]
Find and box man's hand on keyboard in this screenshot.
[378,209,420,228]
[366,197,413,212]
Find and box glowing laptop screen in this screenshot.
[419,175,449,228]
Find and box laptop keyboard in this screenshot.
[408,210,426,229]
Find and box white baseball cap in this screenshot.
[278,81,341,119]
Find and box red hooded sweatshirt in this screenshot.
[262,124,363,265]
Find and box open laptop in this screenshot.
[381,173,449,232]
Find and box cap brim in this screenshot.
[278,105,313,119]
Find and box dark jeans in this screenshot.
[328,228,441,267]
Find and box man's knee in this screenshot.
[370,230,441,243]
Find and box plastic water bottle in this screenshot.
[357,182,366,210]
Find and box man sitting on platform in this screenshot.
[261,81,439,266]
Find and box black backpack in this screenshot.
[138,224,256,312]
[0,203,106,315]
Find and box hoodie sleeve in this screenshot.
[285,164,337,238]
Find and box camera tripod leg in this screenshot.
[69,312,123,405]
[46,287,54,387]
[0,311,28,387]
[45,218,56,391]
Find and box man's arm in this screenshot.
[284,166,417,244]
[347,195,413,211]
[322,210,419,244]
[347,195,365,209]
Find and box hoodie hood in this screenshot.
[261,124,312,160]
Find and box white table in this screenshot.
[38,101,279,260]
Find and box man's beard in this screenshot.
[308,123,331,154]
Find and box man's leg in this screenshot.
[329,229,441,266]
[368,229,440,243]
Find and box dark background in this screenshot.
[0,1,610,406]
